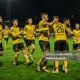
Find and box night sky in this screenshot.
[0,0,80,25]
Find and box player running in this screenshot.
[11,19,33,66]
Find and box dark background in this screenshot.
[0,0,80,27]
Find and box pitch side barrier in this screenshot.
[45,51,80,62]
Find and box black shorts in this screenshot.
[4,38,9,42]
[25,39,35,47]
[73,44,80,50]
[54,40,68,51]
[39,40,50,51]
[13,43,24,52]
[0,43,3,51]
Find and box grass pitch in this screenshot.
[0,38,80,80]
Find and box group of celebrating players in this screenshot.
[0,13,80,74]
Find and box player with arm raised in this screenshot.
[11,19,32,66]
[37,13,54,72]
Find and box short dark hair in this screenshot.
[54,16,59,18]
[62,18,70,23]
[12,19,18,23]
[28,17,32,20]
[26,18,32,23]
[75,23,79,25]
[41,13,48,17]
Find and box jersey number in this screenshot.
[57,25,64,33]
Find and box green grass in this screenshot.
[0,38,80,80]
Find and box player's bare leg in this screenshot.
[37,48,50,72]
[52,58,59,74]
[31,44,35,54]
[22,49,34,66]
[37,56,44,72]
[13,51,19,66]
[62,51,68,74]
[28,44,35,62]
[29,54,34,61]
[42,50,50,72]
[52,51,59,74]
[62,59,68,73]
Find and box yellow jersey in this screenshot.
[11,26,22,44]
[73,29,80,44]
[66,27,72,34]
[39,20,49,41]
[0,24,3,43]
[3,29,10,38]
[53,23,68,41]
[24,25,35,40]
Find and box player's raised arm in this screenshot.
[43,20,54,26]
[37,13,50,72]
[40,13,55,27]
